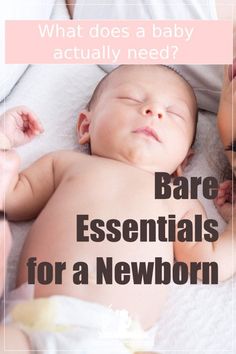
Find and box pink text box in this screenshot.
[5,20,233,64]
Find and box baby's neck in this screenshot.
[92,152,174,176]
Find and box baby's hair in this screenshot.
[163,65,191,86]
[162,65,198,145]
[87,65,196,107]
[86,67,118,111]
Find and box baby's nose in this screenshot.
[141,103,164,119]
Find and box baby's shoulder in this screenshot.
[52,148,90,162]
[52,149,89,180]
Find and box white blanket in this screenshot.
[0,0,56,102]
[0,9,235,354]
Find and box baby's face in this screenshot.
[80,66,197,174]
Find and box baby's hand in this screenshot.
[214,180,235,222]
[0,106,44,148]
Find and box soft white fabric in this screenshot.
[0,0,56,103]
[73,0,223,113]
[4,283,156,353]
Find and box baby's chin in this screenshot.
[122,151,173,174]
[124,154,157,172]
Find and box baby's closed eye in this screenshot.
[118,96,142,103]
[167,106,185,119]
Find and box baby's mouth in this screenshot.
[228,58,236,81]
[133,126,161,142]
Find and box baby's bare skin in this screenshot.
[16,151,175,329]
[1,65,235,335]
[5,149,234,330]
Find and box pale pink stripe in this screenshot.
[5,20,233,64]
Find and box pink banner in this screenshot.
[5,20,233,64]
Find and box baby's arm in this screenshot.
[174,200,235,282]
[0,106,56,221]
[4,151,57,221]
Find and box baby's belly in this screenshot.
[17,180,173,329]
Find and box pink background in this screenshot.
[5,20,233,64]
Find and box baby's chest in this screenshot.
[59,168,175,222]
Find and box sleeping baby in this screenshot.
[0,65,235,354]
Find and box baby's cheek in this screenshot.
[173,123,192,147]
[166,133,188,158]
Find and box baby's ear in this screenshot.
[175,148,194,177]
[77,110,91,145]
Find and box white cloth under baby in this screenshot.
[0,0,56,103]
[3,283,156,354]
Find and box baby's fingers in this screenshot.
[19,108,44,134]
